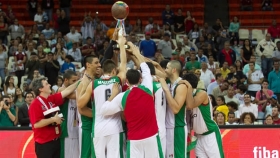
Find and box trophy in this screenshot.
[111,1,129,36]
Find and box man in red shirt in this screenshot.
[272,106,280,124]
[100,44,163,157]
[81,37,96,56]
[29,77,79,158]
[267,20,280,40]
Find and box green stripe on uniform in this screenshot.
[174,127,187,158]
[119,132,124,158]
[156,134,164,158]
[127,140,131,158]
[214,129,225,158]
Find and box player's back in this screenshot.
[192,90,218,134]
[122,85,158,140]
[93,76,123,137]
[153,81,166,138]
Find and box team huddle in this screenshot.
[50,35,224,158]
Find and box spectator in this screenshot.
[132,18,143,34]
[226,64,246,84]
[0,15,8,45]
[217,29,230,51]
[235,84,254,105]
[81,15,94,43]
[41,23,55,40]
[41,0,54,22]
[60,55,75,73]
[28,70,41,89]
[265,114,273,125]
[239,94,258,118]
[26,42,38,59]
[52,9,61,33]
[224,86,240,104]
[215,112,226,125]
[243,55,261,74]
[44,52,60,86]
[150,23,161,39]
[66,26,82,44]
[267,20,280,40]
[34,7,46,31]
[81,37,96,57]
[205,35,217,54]
[197,48,209,63]
[201,22,216,36]
[64,35,73,50]
[59,0,72,18]
[53,43,67,66]
[27,0,38,20]
[185,52,201,71]
[220,62,230,79]
[51,76,63,93]
[37,46,47,75]
[58,10,70,36]
[268,61,280,102]
[67,42,82,62]
[3,76,16,96]
[0,95,16,126]
[239,112,255,125]
[182,37,198,53]
[18,92,34,126]
[193,69,205,90]
[157,33,175,60]
[226,111,238,125]
[207,55,219,74]
[207,73,223,94]
[98,40,109,60]
[173,9,185,34]
[171,50,183,67]
[162,23,172,37]
[218,41,236,67]
[139,32,157,60]
[229,17,240,46]
[184,11,195,35]
[273,41,280,62]
[246,62,264,97]
[124,19,133,35]
[212,81,229,99]
[93,18,108,32]
[215,95,229,121]
[241,0,253,11]
[196,36,208,52]
[162,5,174,26]
[235,60,243,71]
[256,80,274,121]
[155,52,165,64]
[264,95,280,117]
[240,39,254,65]
[272,106,280,124]
[188,23,200,41]
[26,53,40,81]
[14,44,26,87]
[256,33,276,77]
[227,101,240,120]
[212,18,224,32]
[94,24,106,51]
[0,44,7,85]
[8,19,25,40]
[200,62,215,88]
[262,0,273,11]
[14,88,25,108]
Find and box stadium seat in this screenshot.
[72,62,82,72]
[7,63,15,74]
[5,75,18,87]
[252,29,264,42]
[9,57,15,64]
[239,29,250,40]
[21,75,28,85]
[153,39,160,45]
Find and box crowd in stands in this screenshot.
[0,1,280,127]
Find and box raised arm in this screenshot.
[60,80,80,98]
[117,35,127,81]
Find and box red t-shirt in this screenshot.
[185,19,194,33]
[273,118,280,125]
[14,51,26,61]
[222,49,233,66]
[29,93,64,144]
[268,25,280,38]
[81,44,96,56]
[123,87,158,140]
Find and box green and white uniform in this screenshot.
[60,98,79,158]
[166,77,188,158]
[92,75,124,158]
[192,89,224,158]
[153,81,167,155]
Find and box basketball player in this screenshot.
[145,62,167,154]
[100,44,164,158]
[180,73,225,158]
[57,70,79,158]
[159,60,188,158]
[76,55,101,158]
[78,36,127,157]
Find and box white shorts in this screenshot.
[195,130,224,158]
[166,126,188,158]
[160,135,166,157]
[127,134,164,158]
[92,133,125,158]
[62,137,79,158]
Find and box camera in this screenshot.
[43,107,63,125]
[113,44,130,50]
[4,100,9,106]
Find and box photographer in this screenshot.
[29,77,79,158]
[0,95,16,127]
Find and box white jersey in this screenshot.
[92,75,123,137]
[61,99,79,139]
[165,77,187,129]
[153,81,166,138]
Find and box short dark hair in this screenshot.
[63,70,77,80]
[25,91,34,98]
[160,59,170,69]
[182,73,198,88]
[217,95,225,104]
[228,111,235,116]
[145,62,156,75]
[83,55,98,69]
[227,101,238,110]
[2,95,10,100]
[32,77,48,96]
[244,93,251,98]
[126,69,141,85]
[86,37,92,40]
[102,59,116,74]
[249,62,255,66]
[276,41,280,45]
[215,73,222,79]
[238,84,247,93]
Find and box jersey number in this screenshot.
[105,89,111,100]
